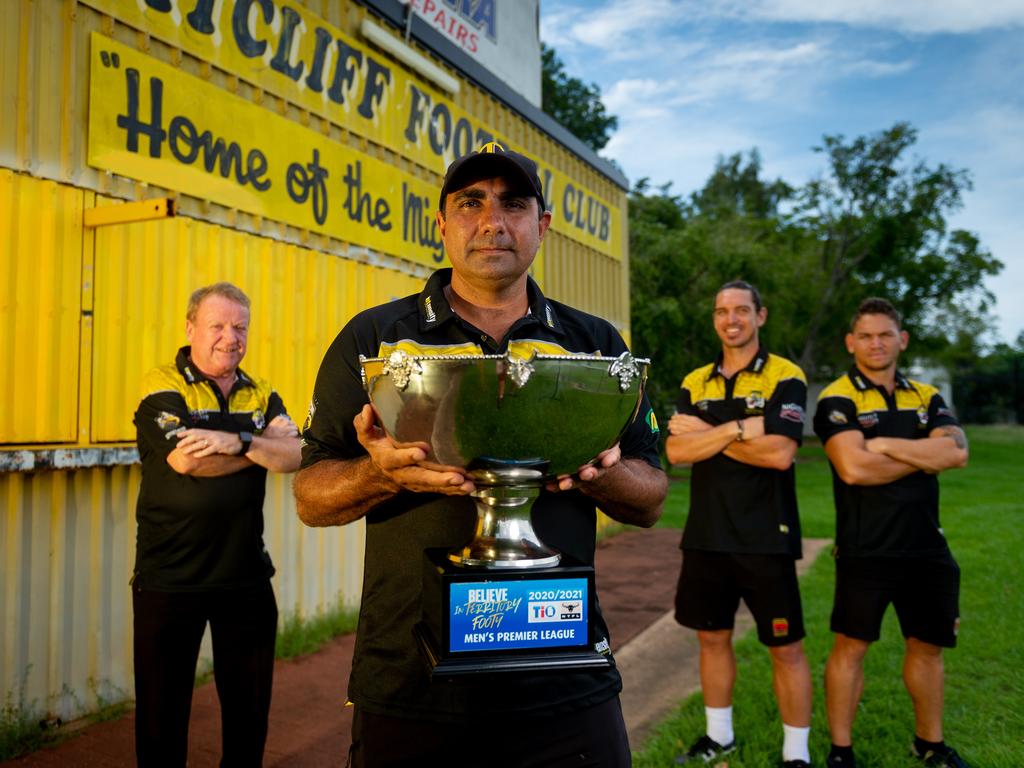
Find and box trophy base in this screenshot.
[414,623,611,676]
[418,549,612,679]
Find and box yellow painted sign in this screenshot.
[89,33,446,266]
[80,0,621,259]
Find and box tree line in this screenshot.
[541,45,1016,424]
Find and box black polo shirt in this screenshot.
[676,347,806,557]
[301,268,662,722]
[814,366,959,558]
[134,346,285,590]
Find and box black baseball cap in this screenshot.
[438,142,546,213]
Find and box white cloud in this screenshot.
[603,78,671,117]
[541,0,681,49]
[603,109,783,194]
[723,0,1024,34]
[612,40,832,109]
[839,58,916,77]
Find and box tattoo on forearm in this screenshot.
[938,426,967,449]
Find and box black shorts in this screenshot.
[831,553,960,647]
[349,695,630,767]
[674,550,805,647]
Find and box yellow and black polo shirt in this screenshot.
[813,366,959,558]
[300,267,661,722]
[677,346,807,557]
[133,346,287,591]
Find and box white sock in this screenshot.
[705,705,734,746]
[782,723,811,763]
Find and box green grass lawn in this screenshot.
[638,425,1024,767]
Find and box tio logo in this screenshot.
[528,601,565,623]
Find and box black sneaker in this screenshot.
[826,749,857,768]
[912,743,971,768]
[674,734,737,764]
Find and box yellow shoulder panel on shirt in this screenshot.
[906,378,940,402]
[140,364,186,400]
[818,375,856,402]
[377,340,483,358]
[231,375,277,415]
[508,339,578,358]
[765,354,807,385]
[681,363,715,392]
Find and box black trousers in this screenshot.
[133,580,278,767]
[348,695,632,768]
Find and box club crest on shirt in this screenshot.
[917,407,929,427]
[828,410,848,425]
[252,409,266,431]
[745,391,765,412]
[696,400,710,412]
[155,411,181,431]
[645,408,660,434]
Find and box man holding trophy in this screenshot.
[295,143,667,767]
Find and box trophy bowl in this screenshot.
[360,350,649,569]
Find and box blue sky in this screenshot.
[540,0,1024,345]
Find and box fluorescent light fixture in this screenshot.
[360,18,460,95]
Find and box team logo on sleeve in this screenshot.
[645,408,660,434]
[155,411,181,431]
[828,410,848,425]
[779,403,805,423]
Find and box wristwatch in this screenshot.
[735,419,745,442]
[238,431,253,455]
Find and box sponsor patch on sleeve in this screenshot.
[857,412,879,428]
[779,403,805,423]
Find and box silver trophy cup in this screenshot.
[360,350,649,569]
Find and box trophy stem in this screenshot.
[448,480,561,569]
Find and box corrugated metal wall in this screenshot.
[0,171,84,444]
[0,466,364,720]
[90,205,422,442]
[0,0,632,722]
